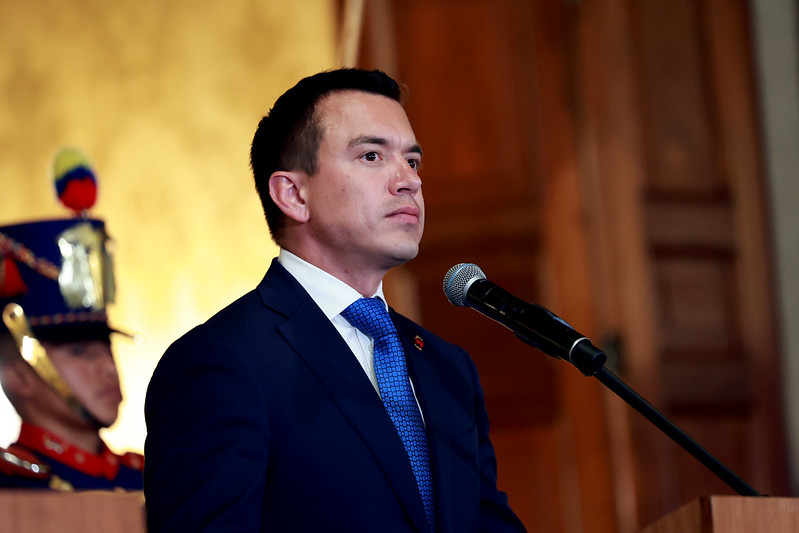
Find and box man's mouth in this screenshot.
[387,205,421,223]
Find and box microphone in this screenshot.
[444,264,764,496]
[443,263,606,376]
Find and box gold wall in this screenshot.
[0,0,337,453]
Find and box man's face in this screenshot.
[302,90,425,274]
[43,339,122,427]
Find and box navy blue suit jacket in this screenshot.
[144,259,525,532]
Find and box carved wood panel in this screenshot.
[359,0,789,531]
[573,0,790,527]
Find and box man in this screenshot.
[0,209,143,490]
[144,68,526,532]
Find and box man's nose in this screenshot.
[98,351,119,376]
[391,160,422,195]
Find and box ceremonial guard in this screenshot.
[0,148,143,490]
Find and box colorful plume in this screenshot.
[53,147,98,214]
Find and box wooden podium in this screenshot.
[638,496,799,533]
[0,490,145,533]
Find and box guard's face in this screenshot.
[303,90,425,273]
[44,340,122,427]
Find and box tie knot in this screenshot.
[341,297,395,340]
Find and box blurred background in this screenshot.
[0,0,796,531]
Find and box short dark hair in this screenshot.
[250,68,403,243]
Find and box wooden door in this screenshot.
[356,0,789,531]
[572,0,790,527]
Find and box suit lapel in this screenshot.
[257,261,431,532]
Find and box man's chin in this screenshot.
[83,407,120,429]
[387,244,420,267]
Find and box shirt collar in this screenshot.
[277,249,387,319]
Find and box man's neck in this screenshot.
[279,247,388,297]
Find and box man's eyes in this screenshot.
[358,151,421,170]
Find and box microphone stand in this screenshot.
[445,263,761,496]
[563,338,761,496]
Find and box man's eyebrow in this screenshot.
[348,135,387,148]
[348,135,423,156]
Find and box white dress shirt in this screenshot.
[277,250,424,419]
[277,249,387,394]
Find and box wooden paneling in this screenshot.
[359,0,789,531]
[574,0,789,528]
[393,0,538,210]
[637,0,720,193]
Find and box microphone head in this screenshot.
[443,263,485,307]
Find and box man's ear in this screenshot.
[0,358,37,401]
[269,171,310,223]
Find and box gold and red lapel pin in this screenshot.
[413,335,424,351]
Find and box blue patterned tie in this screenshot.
[341,297,435,531]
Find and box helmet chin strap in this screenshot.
[2,303,104,428]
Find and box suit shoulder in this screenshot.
[168,289,266,348]
[152,284,291,383]
[202,289,267,331]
